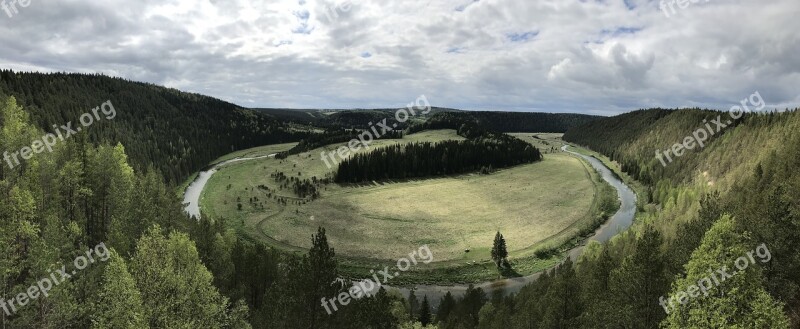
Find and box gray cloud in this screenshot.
[0,0,798,114]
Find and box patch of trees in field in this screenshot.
[276,127,403,159]
[334,136,542,183]
[270,171,331,199]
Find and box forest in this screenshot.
[334,137,542,183]
[0,70,305,183]
[0,94,429,328]
[402,108,800,328]
[2,69,799,328]
[276,128,403,160]
[406,111,600,135]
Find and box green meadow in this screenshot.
[199,131,616,283]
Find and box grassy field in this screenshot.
[199,130,617,283]
[177,142,299,198]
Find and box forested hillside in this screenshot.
[0,70,304,182]
[0,96,413,328]
[408,111,600,135]
[439,108,800,328]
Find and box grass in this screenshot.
[198,130,618,284]
[176,143,299,198]
[560,141,648,207]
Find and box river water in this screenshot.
[182,154,276,219]
[360,145,637,304]
[181,146,637,306]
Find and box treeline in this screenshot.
[0,70,304,182]
[335,137,542,183]
[406,111,600,135]
[0,95,434,328]
[0,96,249,327]
[256,107,458,127]
[437,107,800,328]
[276,128,403,159]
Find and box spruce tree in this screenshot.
[436,292,456,324]
[491,232,509,268]
[419,295,432,326]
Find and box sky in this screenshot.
[0,0,798,115]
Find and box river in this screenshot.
[181,146,637,305]
[182,154,276,219]
[360,145,637,304]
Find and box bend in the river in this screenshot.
[181,146,637,304]
[183,154,276,219]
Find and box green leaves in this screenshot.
[662,216,789,328]
[130,226,246,328]
[90,249,146,329]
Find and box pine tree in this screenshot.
[436,292,456,325]
[408,289,419,320]
[607,226,669,329]
[491,232,508,268]
[304,227,341,329]
[419,295,432,326]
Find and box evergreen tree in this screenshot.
[302,227,342,329]
[419,295,432,327]
[436,292,456,325]
[490,232,508,268]
[607,226,669,329]
[540,258,582,328]
[408,289,419,320]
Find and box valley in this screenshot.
[188,131,622,284]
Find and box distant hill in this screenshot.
[254,107,460,128]
[0,69,599,182]
[0,70,303,182]
[407,111,601,135]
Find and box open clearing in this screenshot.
[202,131,600,274]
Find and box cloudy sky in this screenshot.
[0,0,798,115]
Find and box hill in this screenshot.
[454,107,800,328]
[0,70,304,182]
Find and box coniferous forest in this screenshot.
[4,0,797,327]
[0,70,305,183]
[335,138,542,183]
[2,70,799,328]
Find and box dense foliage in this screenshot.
[276,128,403,159]
[334,136,541,183]
[0,95,415,328]
[428,107,800,329]
[4,68,800,328]
[0,70,303,183]
[407,111,599,135]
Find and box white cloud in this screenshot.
[0,0,798,114]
